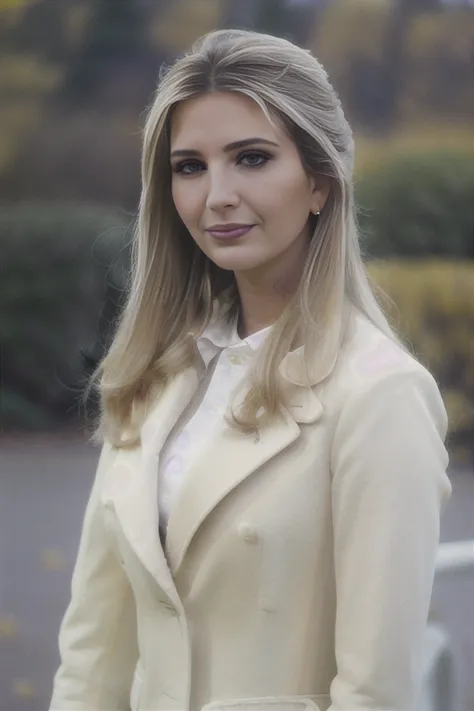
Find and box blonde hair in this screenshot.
[88,28,403,448]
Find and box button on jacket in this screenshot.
[49,307,452,711]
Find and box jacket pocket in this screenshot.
[130,660,145,711]
[201,695,331,711]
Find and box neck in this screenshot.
[233,227,310,339]
[236,291,288,339]
[235,261,303,339]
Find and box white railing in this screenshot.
[435,539,474,575]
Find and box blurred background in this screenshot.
[0,0,473,710]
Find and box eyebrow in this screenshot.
[170,137,279,159]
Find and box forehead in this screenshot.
[170,92,285,150]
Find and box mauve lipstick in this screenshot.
[206,224,255,241]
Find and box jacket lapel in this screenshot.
[165,380,323,577]
[101,367,200,599]
[163,304,354,575]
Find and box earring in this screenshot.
[312,209,321,216]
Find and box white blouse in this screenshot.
[158,318,271,539]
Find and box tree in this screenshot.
[402,5,474,123]
[253,0,294,37]
[376,0,414,129]
[0,1,69,176]
[149,0,222,54]
[308,0,461,131]
[60,0,149,104]
[220,0,260,28]
[308,0,393,128]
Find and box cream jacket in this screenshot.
[49,309,452,711]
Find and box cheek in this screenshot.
[283,166,313,207]
[171,182,200,228]
[258,164,312,219]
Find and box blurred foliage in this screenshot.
[60,0,149,105]
[253,0,294,37]
[1,109,142,210]
[356,150,474,259]
[0,0,32,14]
[354,124,474,175]
[150,0,221,53]
[0,52,63,172]
[0,0,70,175]
[368,259,474,466]
[314,0,391,73]
[309,0,474,130]
[1,0,473,447]
[402,7,474,122]
[1,0,473,206]
[1,201,473,463]
[0,202,131,429]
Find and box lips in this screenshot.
[206,224,254,240]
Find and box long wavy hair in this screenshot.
[87,28,403,448]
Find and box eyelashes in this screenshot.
[172,150,273,176]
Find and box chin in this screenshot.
[212,256,267,274]
[207,247,268,273]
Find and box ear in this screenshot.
[309,175,330,215]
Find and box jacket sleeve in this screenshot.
[328,368,452,710]
[49,441,139,711]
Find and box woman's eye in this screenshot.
[173,160,204,175]
[172,152,271,174]
[239,151,271,168]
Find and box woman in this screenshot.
[49,29,451,711]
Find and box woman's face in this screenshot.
[170,91,329,280]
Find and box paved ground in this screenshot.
[0,435,473,711]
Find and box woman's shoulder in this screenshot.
[322,309,443,408]
[322,311,449,480]
[311,310,448,442]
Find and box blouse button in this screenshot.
[237,522,259,544]
[227,354,244,366]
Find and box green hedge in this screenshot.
[0,202,131,429]
[368,259,474,467]
[356,150,474,259]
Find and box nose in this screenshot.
[205,166,240,211]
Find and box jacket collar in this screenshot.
[102,302,353,594]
